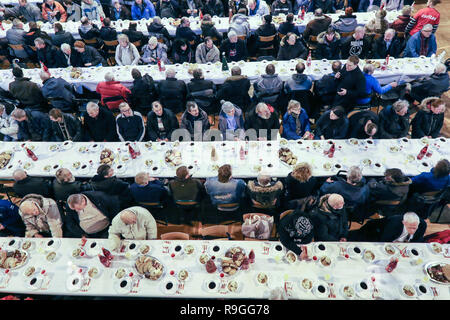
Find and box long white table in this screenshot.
[0,138,448,179]
[0,237,448,299]
[0,57,437,91]
[0,11,401,39]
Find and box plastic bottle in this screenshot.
[417,144,428,160]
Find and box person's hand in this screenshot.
[390,81,398,88]
[320,136,325,140]
[335,72,341,79]
[149,177,157,181]
[34,234,43,238]
[299,248,308,261]
[0,8,5,12]
[85,63,92,66]
[303,131,310,139]
[164,138,169,142]
[0,224,4,230]
[257,137,267,141]
[50,11,57,17]
[337,88,347,96]
[340,238,347,242]
[156,138,162,142]
[326,177,333,183]
[193,9,198,13]
[234,136,239,141]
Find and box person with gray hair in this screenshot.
[115,33,140,66]
[220,30,248,62]
[0,0,42,23]
[244,102,280,140]
[95,72,131,111]
[115,102,146,142]
[372,28,404,59]
[404,23,437,58]
[357,63,397,105]
[408,63,449,102]
[217,65,251,111]
[34,36,60,68]
[320,165,370,209]
[83,101,119,141]
[303,8,332,42]
[5,18,28,59]
[141,36,169,65]
[247,172,284,209]
[53,167,92,201]
[218,100,245,140]
[378,99,410,138]
[180,101,210,138]
[339,25,371,59]
[40,70,76,113]
[12,169,52,198]
[0,104,19,141]
[147,15,171,45]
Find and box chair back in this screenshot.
[103,40,119,47]
[160,232,189,240]
[258,35,276,50]
[83,38,98,45]
[200,225,232,240]
[279,209,294,221]
[340,31,354,38]
[139,201,164,209]
[8,44,24,50]
[175,200,199,207]
[397,32,405,38]
[217,202,240,212]
[237,35,246,41]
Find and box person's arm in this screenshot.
[278,218,303,255]
[137,114,146,142]
[411,220,426,243]
[282,115,301,140]
[46,200,64,238]
[404,11,419,35]
[91,47,104,66]
[107,219,122,251]
[58,2,67,22]
[116,116,126,142]
[143,212,158,239]
[42,5,49,21]
[372,78,392,95]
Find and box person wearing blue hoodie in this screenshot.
[357,63,397,105]
[248,0,270,16]
[131,0,155,20]
[218,100,245,141]
[0,199,25,237]
[403,24,437,58]
[282,99,311,140]
[411,159,450,194]
[205,164,246,207]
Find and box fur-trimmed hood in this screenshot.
[225,75,248,82]
[317,30,340,44]
[248,180,283,194]
[418,96,442,113]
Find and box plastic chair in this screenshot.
[160,232,189,240]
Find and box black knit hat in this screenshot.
[12,67,23,78]
[264,15,272,24]
[331,106,345,118]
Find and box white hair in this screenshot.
[166,68,176,78]
[385,28,395,36]
[60,43,71,52]
[393,99,409,113]
[347,166,362,183]
[104,72,115,81]
[403,212,420,224]
[422,24,433,31]
[434,63,446,74]
[86,101,99,111]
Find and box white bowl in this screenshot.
[26,275,43,290]
[161,279,178,295]
[312,281,329,299]
[66,274,84,292]
[114,277,133,294]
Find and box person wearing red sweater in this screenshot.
[405,0,440,36]
[96,72,131,112]
[390,5,412,33]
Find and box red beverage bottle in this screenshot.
[98,254,111,267]
[385,54,390,66]
[244,141,249,155]
[0,21,4,31]
[249,249,255,263]
[128,144,136,159]
[301,6,305,20]
[239,146,245,160]
[306,50,312,67]
[417,144,428,160]
[385,257,398,273]
[25,147,38,161]
[102,247,114,260]
[199,9,203,20]
[241,257,250,270]
[328,143,335,158]
[228,9,232,23]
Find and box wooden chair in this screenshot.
[8,43,25,51]
[237,35,246,41]
[277,32,285,41]
[138,201,167,225]
[160,231,190,240]
[340,31,354,38]
[217,202,240,212]
[279,209,294,221]
[175,200,202,224]
[347,109,362,118]
[157,38,165,43]
[83,38,103,50]
[373,33,383,40]
[257,35,276,50]
[397,32,405,39]
[200,225,233,240]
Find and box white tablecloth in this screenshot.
[0,237,448,299]
[0,138,448,179]
[0,11,401,38]
[0,57,437,91]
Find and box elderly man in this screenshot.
[408,63,449,102]
[245,102,280,141]
[220,31,248,62]
[348,212,427,242]
[303,8,332,43]
[372,29,404,59]
[217,66,251,112]
[247,0,270,16]
[0,0,42,22]
[146,101,179,141]
[378,99,410,139]
[218,100,245,141]
[34,37,60,68]
[284,62,313,94]
[6,19,28,60]
[310,194,348,242]
[271,0,293,15]
[65,191,120,238]
[180,101,211,139]
[83,101,119,141]
[108,206,157,251]
[141,36,169,65]
[12,169,52,198]
[115,102,145,142]
[49,108,82,141]
[9,68,46,112]
[247,172,284,209]
[357,64,397,105]
[404,24,437,58]
[411,97,445,139]
[157,68,187,114]
[53,168,92,201]
[115,34,140,66]
[129,172,169,204]
[340,26,371,59]
[73,40,105,66]
[333,55,367,112]
[175,17,198,43]
[57,43,81,67]
[96,72,131,111]
[195,37,220,64]
[253,63,284,107]
[40,71,75,113]
[11,108,52,141]
[347,110,379,139]
[19,194,63,238]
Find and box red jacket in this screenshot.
[409,7,440,35]
[390,15,411,33]
[96,81,131,111]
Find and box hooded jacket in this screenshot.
[409,72,449,103]
[228,13,250,37]
[368,176,412,203]
[284,73,313,92]
[96,80,131,111]
[201,20,223,42]
[218,105,245,140]
[17,110,53,142]
[316,30,340,60]
[282,109,311,140]
[411,97,444,139]
[195,42,220,63]
[147,21,172,44]
[41,77,75,113]
[172,40,193,63]
[131,0,156,19]
[320,176,370,208]
[180,107,211,136]
[277,35,308,60]
[311,194,349,241]
[175,25,197,42]
[19,194,63,238]
[378,104,410,139]
[217,74,251,110]
[254,73,284,105]
[146,108,179,141]
[247,180,283,208]
[51,113,83,142]
[332,14,357,33]
[278,209,314,255]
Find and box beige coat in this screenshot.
[108,206,157,250]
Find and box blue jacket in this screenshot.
[411,169,450,193]
[131,0,156,19]
[282,110,311,140]
[284,73,313,93]
[18,110,53,141]
[0,200,25,237]
[357,0,380,12]
[357,73,393,105]
[320,178,370,207]
[130,181,169,203]
[41,77,75,113]
[205,177,246,206]
[404,32,437,58]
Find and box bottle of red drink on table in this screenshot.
[385,257,398,273]
[128,144,137,159]
[301,6,305,19]
[102,247,114,260]
[98,254,111,267]
[328,143,335,158]
[25,147,38,161]
[417,144,428,160]
[239,145,245,160]
[199,9,203,20]
[244,141,249,155]
[306,50,312,67]
[385,54,390,66]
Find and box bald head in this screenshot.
[19,200,40,216]
[328,194,345,210]
[120,210,137,225]
[13,169,27,181]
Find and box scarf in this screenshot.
[225,113,237,130]
[249,0,260,15]
[291,112,302,136]
[420,33,429,57]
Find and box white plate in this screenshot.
[62,140,73,150]
[340,284,356,299]
[23,266,39,278]
[44,239,60,251]
[115,164,127,174]
[4,238,21,250]
[347,245,363,258]
[203,278,219,293]
[160,279,178,295]
[84,240,101,257]
[428,242,444,255]
[416,283,433,300]
[26,275,43,290]
[87,266,102,279]
[312,281,329,299]
[362,249,376,263]
[149,165,162,175]
[254,272,270,287]
[66,274,84,292]
[355,280,372,298]
[208,244,224,257]
[48,144,61,152]
[114,277,133,294]
[298,278,314,292]
[226,279,243,294]
[313,242,329,255]
[400,284,417,299]
[381,244,398,256]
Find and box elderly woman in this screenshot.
[18,194,64,238]
[285,162,319,202]
[411,97,445,139]
[282,99,311,140]
[141,36,169,65]
[218,100,245,141]
[409,63,449,102]
[53,168,92,202]
[310,193,348,242]
[195,36,220,64]
[107,206,157,251]
[365,9,389,35]
[115,34,140,66]
[277,32,308,60]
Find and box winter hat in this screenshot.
[221,100,235,113]
[12,67,23,78]
[264,15,272,24]
[331,106,345,118]
[148,36,158,46]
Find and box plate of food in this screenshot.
[144,142,153,149]
[23,265,38,278]
[198,253,210,265]
[135,255,165,281]
[284,251,297,264]
[100,148,115,165]
[382,244,398,256]
[177,269,191,282]
[424,262,449,285]
[319,255,332,267]
[165,149,182,167]
[428,242,443,255]
[227,279,243,293]
[341,284,356,299]
[45,239,60,251]
[184,244,195,255]
[299,278,313,291]
[21,240,34,251]
[0,249,28,270]
[361,158,372,167]
[348,138,359,146]
[400,284,417,298]
[362,249,376,262]
[78,146,89,153]
[278,148,298,166]
[0,151,13,170]
[255,272,270,286]
[72,161,81,170]
[48,144,60,152]
[420,137,430,145]
[279,138,288,146]
[220,247,247,276]
[22,162,33,170]
[252,164,262,173]
[139,244,151,255]
[389,145,401,153]
[115,163,127,174]
[210,164,220,172]
[322,162,332,171]
[144,159,153,168]
[406,154,416,162]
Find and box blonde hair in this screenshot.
[291,162,312,182]
[287,100,301,113]
[135,172,149,186]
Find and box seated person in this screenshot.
[83,102,119,142]
[408,63,449,103]
[186,68,217,115]
[339,26,371,59]
[371,28,404,59]
[65,191,120,238]
[147,16,172,45]
[122,22,147,44]
[364,9,389,35]
[24,21,51,46]
[228,9,250,39]
[313,60,341,107]
[73,40,105,67]
[99,18,117,41]
[157,68,187,114]
[202,0,224,17]
[0,104,18,142]
[283,62,313,98]
[155,0,180,18]
[281,99,311,140]
[172,38,194,64]
[368,168,411,203]
[378,99,410,139]
[205,164,246,207]
[175,17,198,43]
[19,194,63,238]
[78,16,101,44]
[404,24,437,58]
[410,159,450,194]
[34,37,60,68]
[216,66,251,112]
[316,27,341,60]
[332,7,357,34]
[64,0,82,22]
[278,208,315,258]
[357,63,397,105]
[311,193,348,242]
[285,163,319,203]
[220,31,248,62]
[110,0,131,20]
[51,23,75,47]
[277,33,308,61]
[49,108,82,142]
[303,8,332,42]
[180,101,211,139]
[141,36,169,65]
[9,67,46,111]
[53,168,92,202]
[0,199,25,237]
[12,169,52,198]
[200,14,223,44]
[108,206,157,251]
[195,37,220,64]
[271,0,293,15]
[115,34,141,66]
[254,14,277,51]
[40,71,75,113]
[411,97,445,139]
[320,166,370,209]
[248,0,270,17]
[253,63,284,107]
[391,5,412,33]
[41,0,67,23]
[129,68,158,114]
[278,13,301,37]
[244,102,280,141]
[146,101,179,142]
[11,108,52,141]
[346,109,379,139]
[96,72,131,112]
[169,166,205,202]
[314,106,348,139]
[115,102,145,142]
[348,212,426,242]
[218,100,245,141]
[57,44,82,68]
[129,172,169,204]
[131,0,156,20]
[247,172,284,209]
